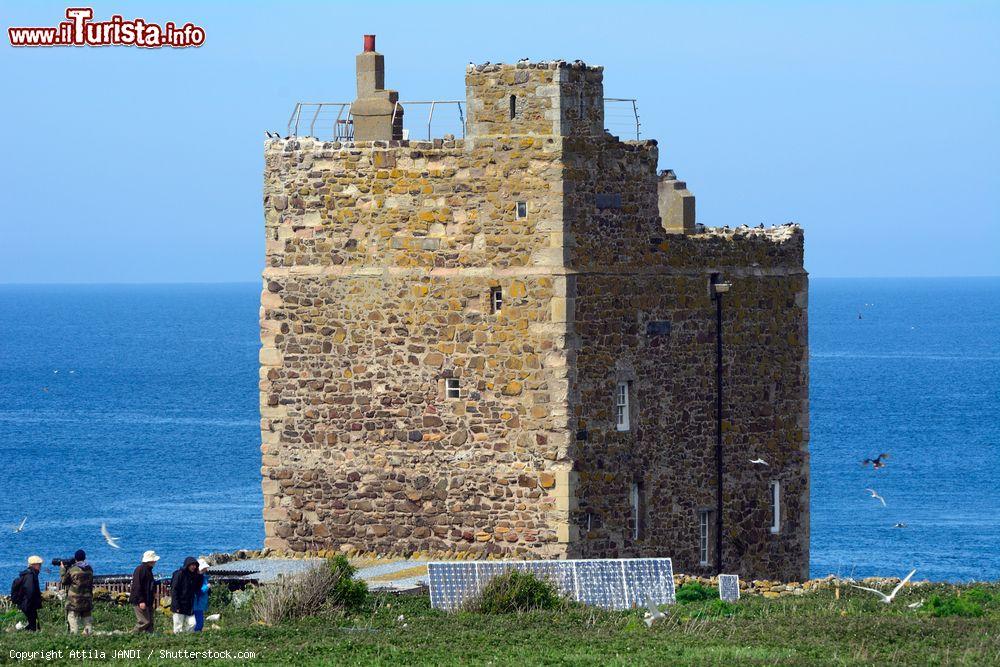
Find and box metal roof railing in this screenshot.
[392,100,466,141]
[604,98,640,140]
[284,98,640,141]
[287,102,353,140]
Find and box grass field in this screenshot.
[2,583,999,665]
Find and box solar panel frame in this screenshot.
[427,558,675,611]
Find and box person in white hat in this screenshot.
[192,558,211,631]
[129,550,160,633]
[12,556,44,631]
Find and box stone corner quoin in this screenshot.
[259,36,809,582]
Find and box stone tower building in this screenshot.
[260,38,809,580]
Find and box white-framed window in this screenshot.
[699,509,711,565]
[445,378,460,399]
[630,481,644,540]
[515,201,527,219]
[615,382,630,431]
[490,287,503,313]
[770,480,781,534]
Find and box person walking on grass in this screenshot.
[10,555,43,631]
[169,556,203,634]
[60,549,94,635]
[129,550,159,633]
[192,558,211,631]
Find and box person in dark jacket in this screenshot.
[129,550,160,633]
[13,555,43,631]
[60,549,94,634]
[169,557,203,634]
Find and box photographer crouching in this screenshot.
[58,549,94,635]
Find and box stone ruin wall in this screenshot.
[260,135,577,557]
[559,136,809,579]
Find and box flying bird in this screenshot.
[644,596,666,627]
[862,453,890,470]
[865,488,886,506]
[12,517,27,533]
[205,613,221,622]
[893,523,907,529]
[850,568,917,604]
[749,458,769,466]
[907,599,924,609]
[101,522,121,549]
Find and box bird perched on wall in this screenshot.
[862,453,890,469]
[850,568,917,604]
[865,488,887,506]
[101,522,121,549]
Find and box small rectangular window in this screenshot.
[509,94,517,119]
[515,201,527,219]
[699,510,711,565]
[630,481,644,540]
[490,287,503,313]
[770,481,781,534]
[445,378,460,399]
[615,382,630,431]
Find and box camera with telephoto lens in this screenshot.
[52,557,76,568]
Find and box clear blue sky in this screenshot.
[2,1,997,282]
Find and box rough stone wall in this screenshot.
[559,126,809,579]
[466,62,604,138]
[262,59,809,580]
[260,136,577,557]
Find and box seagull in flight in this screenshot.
[862,453,890,470]
[893,522,907,529]
[644,596,666,627]
[101,522,121,549]
[12,517,27,533]
[907,599,924,609]
[749,458,768,466]
[850,569,917,604]
[865,488,886,506]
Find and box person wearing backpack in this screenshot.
[10,555,44,631]
[60,549,94,634]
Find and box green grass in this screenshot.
[2,583,999,665]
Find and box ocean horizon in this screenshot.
[1,277,997,586]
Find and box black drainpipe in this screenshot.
[712,275,725,575]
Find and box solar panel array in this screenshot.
[428,558,675,611]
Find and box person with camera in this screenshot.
[129,550,160,633]
[59,549,94,634]
[169,556,203,633]
[10,555,43,631]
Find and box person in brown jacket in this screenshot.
[128,550,160,633]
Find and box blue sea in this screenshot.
[0,279,997,586]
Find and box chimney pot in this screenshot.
[364,34,375,52]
